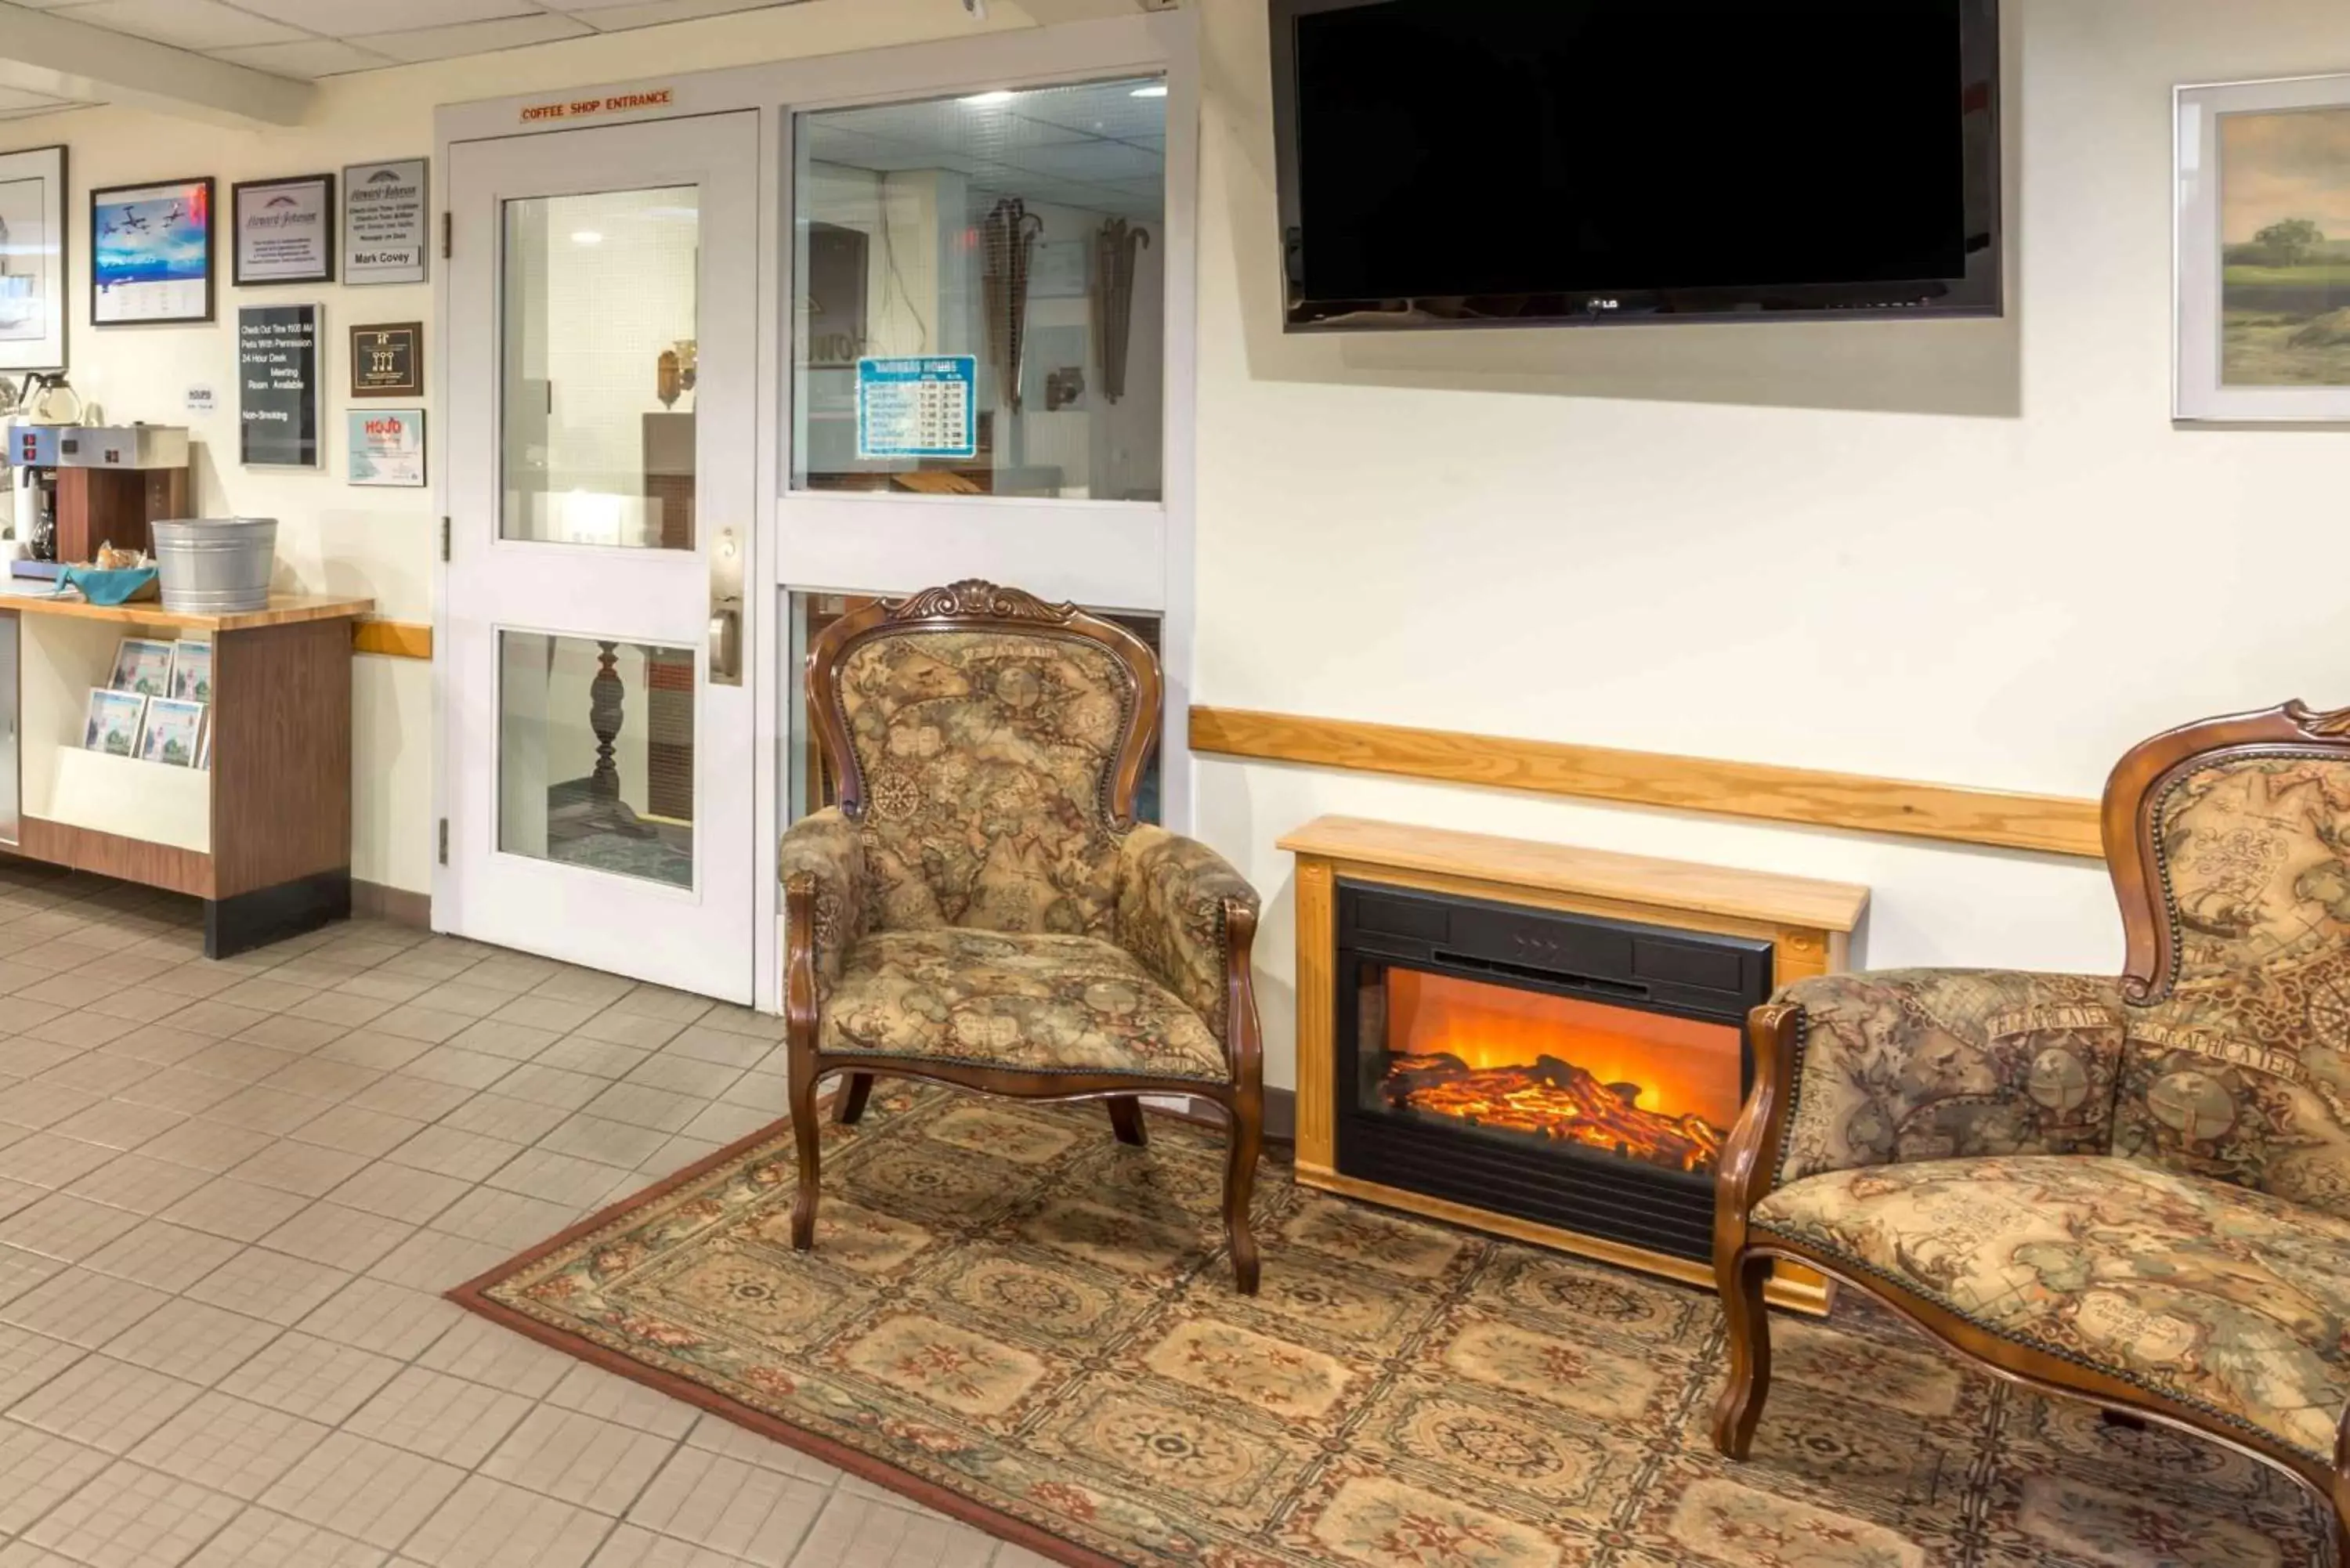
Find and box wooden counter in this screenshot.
[0,591,373,956]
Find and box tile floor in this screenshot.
[0,867,1053,1568]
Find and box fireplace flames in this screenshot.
[1379,970,1738,1175]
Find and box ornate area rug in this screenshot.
[453,1088,2331,1567]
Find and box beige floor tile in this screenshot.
[258,1055,385,1101]
[787,1492,997,1568]
[286,989,400,1029]
[183,1039,303,1086]
[388,1124,528,1183]
[0,1418,110,1533]
[0,1191,146,1261]
[113,1067,245,1115]
[416,1312,577,1399]
[168,999,273,1040]
[229,1139,373,1198]
[491,996,601,1036]
[540,1114,673,1169]
[538,1038,655,1079]
[197,1085,327,1136]
[0,1266,169,1347]
[569,1013,686,1053]
[487,1146,631,1205]
[628,1057,746,1102]
[259,1429,468,1550]
[442,1092,572,1145]
[186,1245,352,1326]
[162,1175,314,1243]
[136,1118,277,1172]
[24,1457,245,1568]
[584,1083,704,1134]
[0,1324,83,1409]
[49,1097,190,1151]
[345,1364,533,1468]
[297,1275,468,1360]
[37,1051,159,1097]
[180,1504,390,1568]
[220,1330,403,1424]
[349,1074,479,1122]
[483,1405,682,1514]
[432,1187,581,1250]
[0,1039,83,1079]
[0,1079,105,1132]
[258,1201,419,1272]
[236,1014,352,1053]
[586,1525,749,1567]
[333,973,439,1007]
[103,1296,280,1385]
[372,1006,477,1046]
[81,988,201,1027]
[548,1363,702,1440]
[448,1017,562,1063]
[0,1243,66,1306]
[24,1010,142,1049]
[410,982,514,1021]
[467,956,563,994]
[330,1160,473,1225]
[499,1060,620,1111]
[364,1228,513,1293]
[64,1152,206,1215]
[624,1447,830,1562]
[84,1218,244,1293]
[127,1391,332,1501]
[681,1415,843,1489]
[7,1353,204,1453]
[213,977,325,1013]
[98,1024,219,1070]
[405,1472,618,1568]
[287,1102,427,1158]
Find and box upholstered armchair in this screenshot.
[1715,703,2350,1556]
[777,581,1267,1292]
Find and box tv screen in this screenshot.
[1271,0,2001,329]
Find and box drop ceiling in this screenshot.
[0,0,819,116]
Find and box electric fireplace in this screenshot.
[1336,880,1773,1266]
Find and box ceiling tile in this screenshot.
[208,38,400,78]
[51,0,306,50]
[232,0,544,34]
[0,88,81,113]
[1008,139,1164,184]
[361,13,593,61]
[562,0,786,18]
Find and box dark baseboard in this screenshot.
[207,871,351,960]
[353,879,432,930]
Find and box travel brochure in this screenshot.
[88,635,209,768]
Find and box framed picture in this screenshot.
[238,303,322,468]
[233,174,334,287]
[92,176,213,326]
[2178,73,2350,420]
[349,407,425,487]
[136,697,204,767]
[0,146,67,371]
[342,158,428,286]
[109,637,173,696]
[84,688,144,757]
[169,640,212,703]
[350,321,421,397]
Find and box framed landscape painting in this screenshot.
[2178,73,2350,420]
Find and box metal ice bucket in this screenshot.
[152,517,277,614]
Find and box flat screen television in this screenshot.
[1270,0,2002,330]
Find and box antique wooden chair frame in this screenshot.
[782,581,1267,1292]
[1712,701,2350,1556]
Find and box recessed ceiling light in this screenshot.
[1131,84,1168,99]
[959,91,1015,106]
[570,229,602,245]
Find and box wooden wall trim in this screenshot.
[353,620,432,659]
[1190,706,2105,861]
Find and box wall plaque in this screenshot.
[343,158,428,286]
[239,303,321,468]
[233,174,334,287]
[350,321,421,398]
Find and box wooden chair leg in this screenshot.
[834,1073,875,1126]
[1711,1248,1775,1459]
[788,1051,823,1252]
[1106,1096,1148,1147]
[1222,1094,1262,1295]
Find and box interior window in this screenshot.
[790,76,1167,502]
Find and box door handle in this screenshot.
[709,597,742,684]
[709,526,743,687]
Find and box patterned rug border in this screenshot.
[447,1104,1138,1568]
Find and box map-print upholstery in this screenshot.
[817,927,1229,1081]
[778,807,868,1000]
[834,629,1133,936]
[2111,755,2350,1217]
[1753,1154,2350,1460]
[1773,970,2128,1187]
[1115,826,1257,1045]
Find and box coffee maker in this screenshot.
[7,421,190,564]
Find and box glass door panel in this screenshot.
[791,75,1167,502]
[503,186,702,547]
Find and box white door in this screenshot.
[439,114,760,1002]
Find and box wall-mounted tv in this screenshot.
[1270,0,2002,331]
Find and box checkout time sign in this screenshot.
[239,304,321,468]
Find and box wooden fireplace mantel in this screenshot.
[1279,815,1868,1314]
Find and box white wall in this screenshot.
[5,0,2346,1069]
[1188,0,2350,1086]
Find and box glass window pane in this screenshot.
[503,187,700,547]
[784,590,1160,824]
[792,76,1166,501]
[500,630,695,889]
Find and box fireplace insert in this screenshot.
[1336,880,1773,1265]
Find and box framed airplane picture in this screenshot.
[92,176,214,326]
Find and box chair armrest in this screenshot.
[1752,969,2128,1194]
[1114,826,1260,1050]
[779,807,869,1003]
